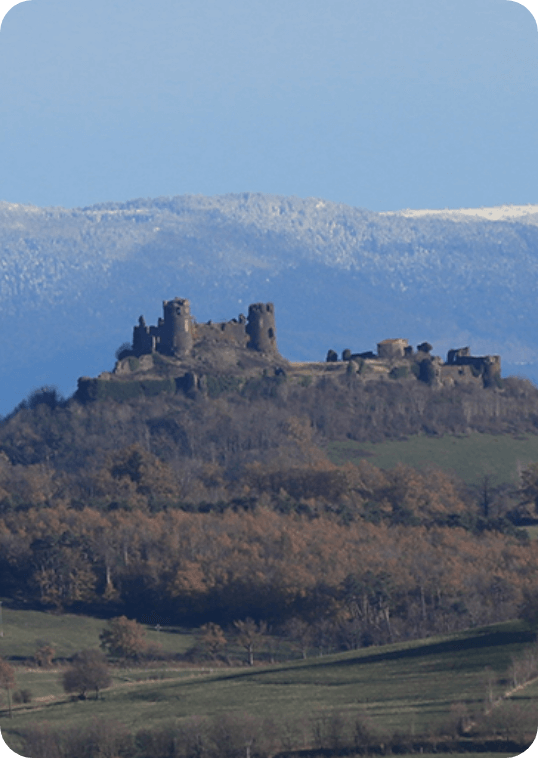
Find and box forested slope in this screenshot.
[1,374,538,645]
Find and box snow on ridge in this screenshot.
[0,201,43,213]
[380,204,538,221]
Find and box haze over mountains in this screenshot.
[1,192,537,416]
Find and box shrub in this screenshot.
[389,365,408,380]
[419,359,436,385]
[34,643,55,668]
[205,375,242,397]
[417,342,433,353]
[21,723,62,758]
[115,342,133,361]
[312,710,352,751]
[357,358,370,375]
[13,688,32,704]
[25,386,63,411]
[0,656,16,717]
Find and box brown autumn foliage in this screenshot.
[0,378,536,643]
[99,616,148,659]
[0,492,533,643]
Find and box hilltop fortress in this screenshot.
[132,298,278,358]
[76,297,501,402]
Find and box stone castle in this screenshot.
[131,297,278,358]
[129,297,500,386]
[76,297,502,402]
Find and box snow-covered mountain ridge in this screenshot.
[381,203,538,222]
[1,192,537,414]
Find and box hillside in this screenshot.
[2,614,537,757]
[1,289,538,755]
[1,360,538,634]
[5,360,538,472]
[3,192,538,414]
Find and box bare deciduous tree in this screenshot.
[61,649,111,700]
[0,656,16,718]
[233,618,267,666]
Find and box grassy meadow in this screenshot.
[1,608,537,756]
[0,605,195,662]
[327,432,538,487]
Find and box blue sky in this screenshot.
[0,0,537,212]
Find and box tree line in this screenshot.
[0,487,534,639]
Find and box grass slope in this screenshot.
[327,432,538,486]
[0,605,195,661]
[2,617,537,755]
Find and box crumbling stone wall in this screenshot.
[446,347,501,386]
[196,317,249,348]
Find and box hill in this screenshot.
[3,192,538,414]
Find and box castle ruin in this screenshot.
[326,336,501,388]
[77,297,503,402]
[132,298,278,358]
[129,297,500,389]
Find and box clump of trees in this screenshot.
[0,374,537,646]
[100,616,149,660]
[233,619,267,666]
[61,649,111,700]
[198,622,227,660]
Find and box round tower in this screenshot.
[160,298,193,356]
[246,302,277,353]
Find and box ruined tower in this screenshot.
[246,302,278,353]
[132,315,155,356]
[159,297,194,356]
[377,338,408,360]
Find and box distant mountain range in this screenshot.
[1,192,538,416]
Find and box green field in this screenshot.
[0,605,195,661]
[2,610,537,756]
[327,432,538,486]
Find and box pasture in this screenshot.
[327,432,538,486]
[1,610,537,756]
